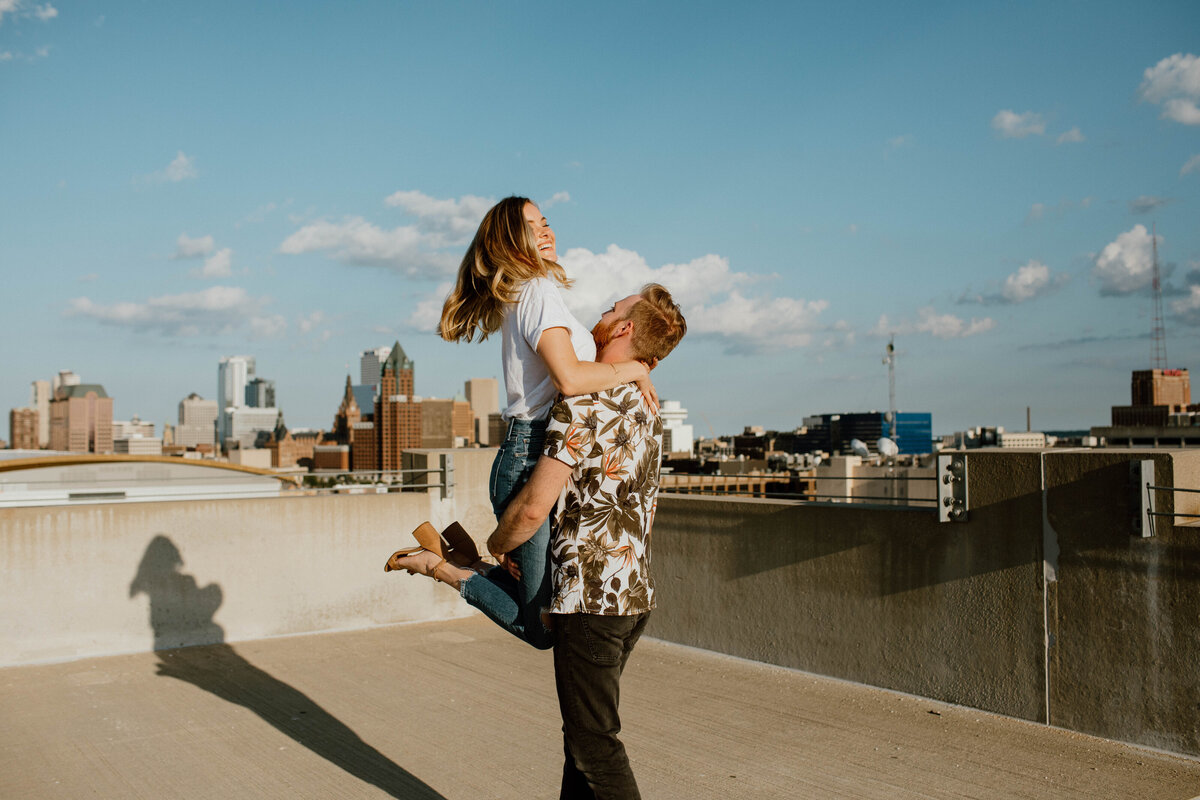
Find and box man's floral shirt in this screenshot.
[543,382,663,615]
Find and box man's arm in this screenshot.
[486,455,573,559]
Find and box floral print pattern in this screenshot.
[544,382,662,615]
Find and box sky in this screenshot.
[3,1,1199,439]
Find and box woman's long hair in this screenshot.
[438,196,571,342]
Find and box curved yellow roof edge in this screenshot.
[0,454,301,484]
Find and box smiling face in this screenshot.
[522,202,557,263]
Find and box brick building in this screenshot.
[9,408,38,450]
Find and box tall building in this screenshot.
[217,355,255,442]
[49,384,114,454]
[464,378,499,445]
[421,397,474,448]
[374,341,421,471]
[30,380,50,447]
[1112,368,1192,426]
[177,393,219,448]
[660,400,695,456]
[246,377,276,408]
[331,376,362,444]
[360,346,392,390]
[9,408,38,450]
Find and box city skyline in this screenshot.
[3,2,1199,435]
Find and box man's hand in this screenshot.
[487,455,573,565]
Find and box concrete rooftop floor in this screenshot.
[2,615,1199,800]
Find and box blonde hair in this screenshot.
[438,196,571,342]
[627,283,687,363]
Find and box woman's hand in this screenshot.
[633,363,659,414]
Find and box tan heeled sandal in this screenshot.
[440,521,484,568]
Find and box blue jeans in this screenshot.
[459,418,554,650]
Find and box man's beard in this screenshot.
[591,317,619,352]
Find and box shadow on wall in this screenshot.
[129,534,445,800]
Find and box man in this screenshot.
[486,282,687,799]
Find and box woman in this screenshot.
[385,196,655,650]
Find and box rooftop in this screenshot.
[3,615,1198,800]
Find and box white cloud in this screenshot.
[1172,286,1200,326]
[1139,53,1200,125]
[1093,224,1159,296]
[77,273,98,283]
[991,109,1046,138]
[282,191,495,275]
[382,190,493,246]
[163,151,197,182]
[873,309,995,340]
[1130,195,1173,215]
[1056,127,1085,144]
[67,286,285,338]
[279,216,454,277]
[1002,261,1055,303]
[140,151,197,184]
[194,248,232,279]
[1182,154,1200,176]
[557,244,831,354]
[1026,203,1045,223]
[0,51,12,61]
[0,1,55,24]
[541,191,571,209]
[174,233,215,259]
[886,134,913,150]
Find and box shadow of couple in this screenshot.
[129,534,444,800]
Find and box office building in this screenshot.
[51,370,80,394]
[225,407,281,451]
[421,397,474,448]
[374,341,422,471]
[464,378,499,445]
[775,412,934,457]
[217,355,255,443]
[246,377,276,409]
[177,393,218,449]
[360,346,392,389]
[1112,368,1192,427]
[9,408,38,450]
[30,380,50,447]
[49,384,114,454]
[113,436,163,456]
[113,415,155,440]
[488,413,507,448]
[660,400,695,456]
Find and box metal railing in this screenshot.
[660,473,939,508]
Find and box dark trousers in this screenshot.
[552,611,650,800]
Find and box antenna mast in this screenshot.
[1151,223,1167,369]
[883,336,896,439]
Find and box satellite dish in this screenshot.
[850,439,871,457]
[876,437,899,457]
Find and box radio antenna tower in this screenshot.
[883,336,897,439]
[1150,222,1168,369]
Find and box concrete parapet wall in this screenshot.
[0,448,500,667]
[647,448,1200,757]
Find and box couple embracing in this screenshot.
[386,196,687,799]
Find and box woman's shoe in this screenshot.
[410,521,448,558]
[441,521,482,568]
[384,546,425,573]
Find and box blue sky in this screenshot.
[3,1,1199,438]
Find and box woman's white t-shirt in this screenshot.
[501,277,597,421]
